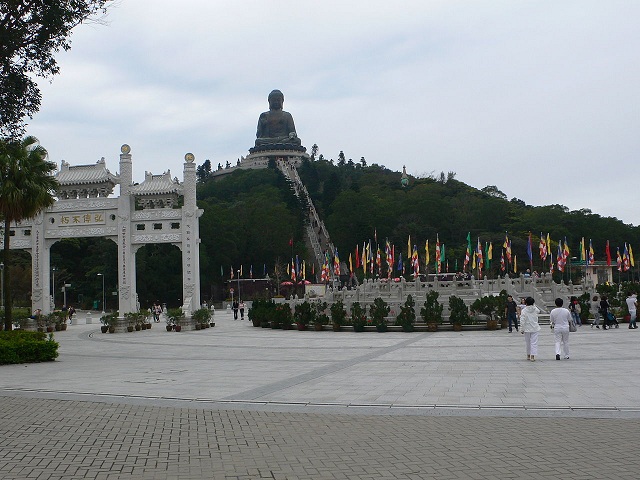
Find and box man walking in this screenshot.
[626,292,637,329]
[505,295,518,333]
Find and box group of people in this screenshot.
[232,300,245,320]
[511,296,573,362]
[505,291,638,362]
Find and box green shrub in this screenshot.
[395,295,416,332]
[330,300,347,326]
[350,302,367,331]
[0,331,59,364]
[421,291,443,324]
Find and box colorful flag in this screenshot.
[616,247,622,272]
[526,232,533,263]
[412,245,420,277]
[435,235,441,274]
[407,235,411,258]
[588,240,595,265]
[549,252,554,274]
[504,233,512,263]
[476,238,483,271]
[472,251,476,270]
[539,233,547,261]
[500,249,505,272]
[623,244,630,271]
[630,244,635,267]
[557,243,565,272]
[302,260,306,279]
[397,252,403,273]
[563,238,570,263]
[425,240,429,266]
[579,237,586,263]
[464,232,471,271]
[487,242,493,268]
[334,249,340,275]
[606,240,612,266]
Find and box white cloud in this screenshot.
[26,0,640,225]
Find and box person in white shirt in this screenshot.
[625,292,637,329]
[550,297,572,360]
[519,297,541,361]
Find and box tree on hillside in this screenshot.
[0,1,112,137]
[0,136,58,330]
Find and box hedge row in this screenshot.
[0,331,59,364]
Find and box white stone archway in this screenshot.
[1,145,202,320]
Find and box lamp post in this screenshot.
[97,273,105,314]
[237,269,241,302]
[0,262,4,311]
[52,266,57,310]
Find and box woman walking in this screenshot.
[550,298,571,360]
[519,297,541,362]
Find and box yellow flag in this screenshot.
[408,235,411,257]
[630,244,635,267]
[425,240,429,265]
[514,255,517,273]
[349,253,353,272]
[472,251,476,269]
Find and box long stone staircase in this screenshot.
[276,159,335,281]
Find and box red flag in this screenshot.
[605,241,612,266]
[289,238,293,246]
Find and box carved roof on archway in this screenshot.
[55,158,119,186]
[131,170,183,196]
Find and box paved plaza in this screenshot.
[1,309,639,479]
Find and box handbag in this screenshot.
[569,318,577,332]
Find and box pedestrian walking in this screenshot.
[239,301,245,320]
[519,297,541,361]
[505,295,518,333]
[550,298,571,360]
[569,296,582,326]
[232,301,239,320]
[591,295,601,328]
[625,292,637,329]
[600,295,618,329]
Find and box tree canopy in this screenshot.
[0,0,111,137]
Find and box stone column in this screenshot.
[117,145,136,316]
[181,153,202,315]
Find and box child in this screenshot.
[519,297,541,361]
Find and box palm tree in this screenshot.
[0,136,58,330]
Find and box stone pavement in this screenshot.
[1,309,639,479]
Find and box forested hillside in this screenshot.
[39,158,640,310]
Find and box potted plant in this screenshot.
[167,308,184,332]
[449,295,470,331]
[370,297,390,332]
[124,312,139,332]
[421,291,443,332]
[395,295,416,332]
[192,307,213,329]
[470,295,499,330]
[350,302,367,332]
[330,300,346,331]
[294,301,315,330]
[248,299,273,327]
[272,303,292,329]
[313,302,329,331]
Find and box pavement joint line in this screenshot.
[223,332,431,401]
[4,387,639,414]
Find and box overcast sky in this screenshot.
[28,0,640,226]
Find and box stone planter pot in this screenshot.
[135,324,142,331]
[195,324,201,330]
[353,324,365,332]
[100,325,108,333]
[175,325,182,332]
[296,323,307,331]
[61,324,67,331]
[127,326,134,332]
[46,326,54,333]
[145,323,152,329]
[281,322,290,330]
[209,322,215,327]
[332,323,341,332]
[314,323,324,331]
[108,326,116,333]
[252,318,261,327]
[486,319,498,330]
[166,325,173,332]
[427,322,438,332]
[54,324,62,331]
[375,324,387,332]
[452,323,463,332]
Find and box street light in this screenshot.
[0,262,4,311]
[97,273,105,314]
[52,266,57,310]
[237,269,241,302]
